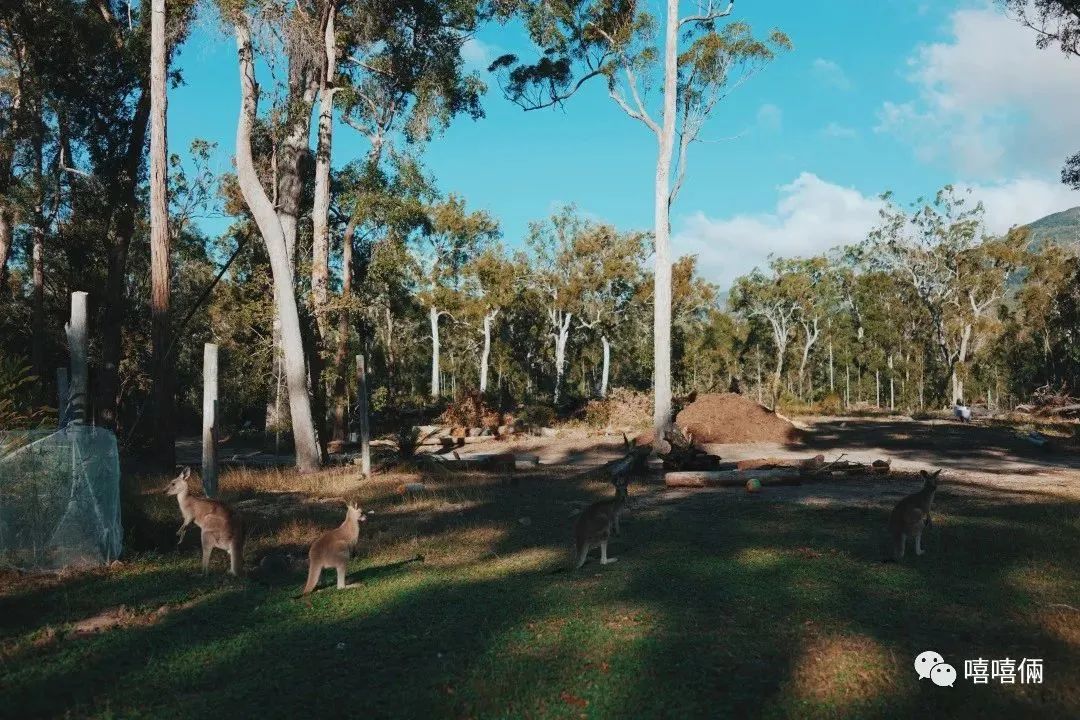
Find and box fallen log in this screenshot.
[665,468,815,488]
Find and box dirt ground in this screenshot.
[449,416,1080,503]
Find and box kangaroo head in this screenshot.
[919,469,942,490]
[346,502,368,523]
[165,467,192,496]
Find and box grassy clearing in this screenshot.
[1,464,1077,719]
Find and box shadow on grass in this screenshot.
[1,473,1077,719]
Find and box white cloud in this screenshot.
[961,177,1080,234]
[811,58,853,90]
[756,103,783,132]
[672,173,884,288]
[879,7,1080,177]
[822,122,858,139]
[462,37,497,70]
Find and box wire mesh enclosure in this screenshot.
[0,425,122,571]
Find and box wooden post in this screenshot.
[65,291,88,424]
[875,370,880,408]
[845,364,850,409]
[202,343,219,497]
[356,354,371,478]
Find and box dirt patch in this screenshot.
[674,393,802,444]
[583,388,652,429]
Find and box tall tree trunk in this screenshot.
[267,22,319,430]
[330,215,355,444]
[97,87,151,429]
[311,3,336,341]
[430,305,441,399]
[149,0,174,472]
[479,308,497,393]
[553,311,572,405]
[235,17,321,473]
[600,335,610,398]
[650,0,679,447]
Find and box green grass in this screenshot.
[1,468,1077,719]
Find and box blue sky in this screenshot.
[169,0,1080,288]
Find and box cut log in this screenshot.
[665,468,810,488]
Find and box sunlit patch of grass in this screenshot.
[785,631,895,711]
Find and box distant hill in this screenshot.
[1024,206,1080,250]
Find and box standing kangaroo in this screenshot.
[303,502,368,595]
[886,469,941,562]
[573,476,629,569]
[165,467,246,576]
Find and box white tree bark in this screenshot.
[552,310,572,404]
[430,305,442,399]
[479,308,498,393]
[650,0,679,445]
[797,316,820,399]
[311,4,336,339]
[235,19,321,472]
[202,343,219,497]
[600,335,611,398]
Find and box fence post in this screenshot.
[203,343,219,497]
[356,354,371,478]
[65,291,88,425]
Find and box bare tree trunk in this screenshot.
[330,216,355,443]
[845,364,850,408]
[149,0,174,472]
[600,335,611,398]
[875,370,881,408]
[888,354,895,411]
[651,0,679,447]
[235,18,321,472]
[828,340,834,392]
[479,308,497,393]
[553,311,572,404]
[430,305,441,399]
[311,4,336,341]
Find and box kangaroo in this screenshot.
[303,502,368,595]
[165,467,246,576]
[885,469,941,562]
[573,476,630,569]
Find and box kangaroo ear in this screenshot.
[932,469,942,478]
[179,467,191,479]
[919,470,929,478]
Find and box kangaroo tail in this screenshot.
[302,562,320,596]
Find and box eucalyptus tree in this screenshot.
[574,224,648,397]
[462,244,516,393]
[864,187,1028,404]
[229,4,323,471]
[413,194,499,398]
[729,261,800,406]
[491,0,789,442]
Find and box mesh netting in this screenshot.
[0,425,122,571]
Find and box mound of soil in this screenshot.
[674,393,802,444]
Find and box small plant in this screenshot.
[519,403,555,429]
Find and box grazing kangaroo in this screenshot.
[885,469,941,562]
[165,467,246,576]
[303,502,368,595]
[573,476,630,569]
